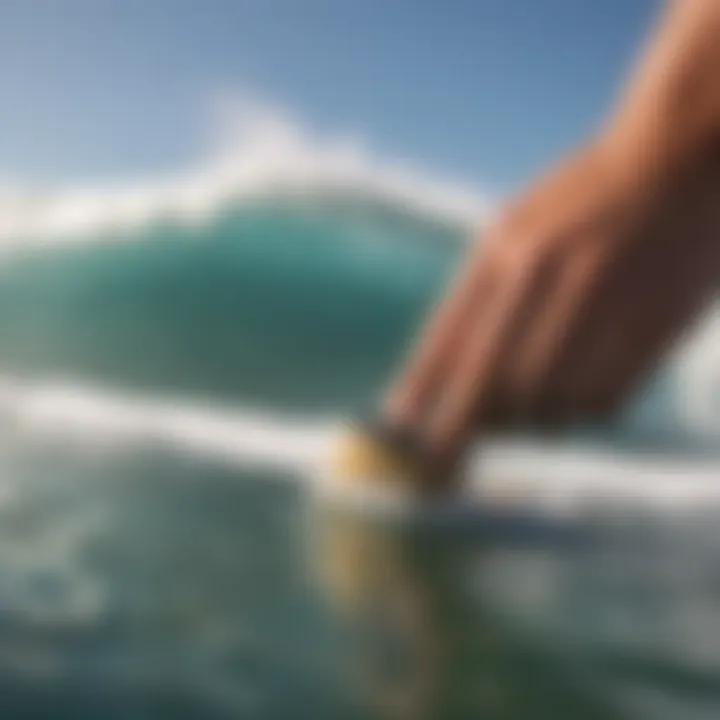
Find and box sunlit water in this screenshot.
[2,119,720,717]
[4,434,720,719]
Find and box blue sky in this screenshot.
[0,0,658,191]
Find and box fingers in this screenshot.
[422,242,556,465]
[502,236,612,424]
[384,239,494,430]
[526,172,720,422]
[554,242,716,420]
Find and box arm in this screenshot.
[384,0,720,486]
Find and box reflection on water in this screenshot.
[0,437,720,717]
[312,507,622,719]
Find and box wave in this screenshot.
[0,103,491,250]
[1,197,719,444]
[1,99,720,449]
[3,375,719,513]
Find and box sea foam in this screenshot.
[0,102,492,249]
[2,376,720,513]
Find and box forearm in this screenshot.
[607,0,720,175]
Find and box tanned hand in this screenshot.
[385,0,720,487]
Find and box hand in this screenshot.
[383,0,720,484]
[384,138,720,477]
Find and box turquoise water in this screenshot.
[1,193,720,718]
[0,199,456,409]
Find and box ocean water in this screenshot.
[2,112,720,718]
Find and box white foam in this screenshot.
[619,305,720,445]
[0,100,492,250]
[672,310,720,438]
[0,376,328,475]
[2,376,719,514]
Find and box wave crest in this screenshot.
[0,102,492,250]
